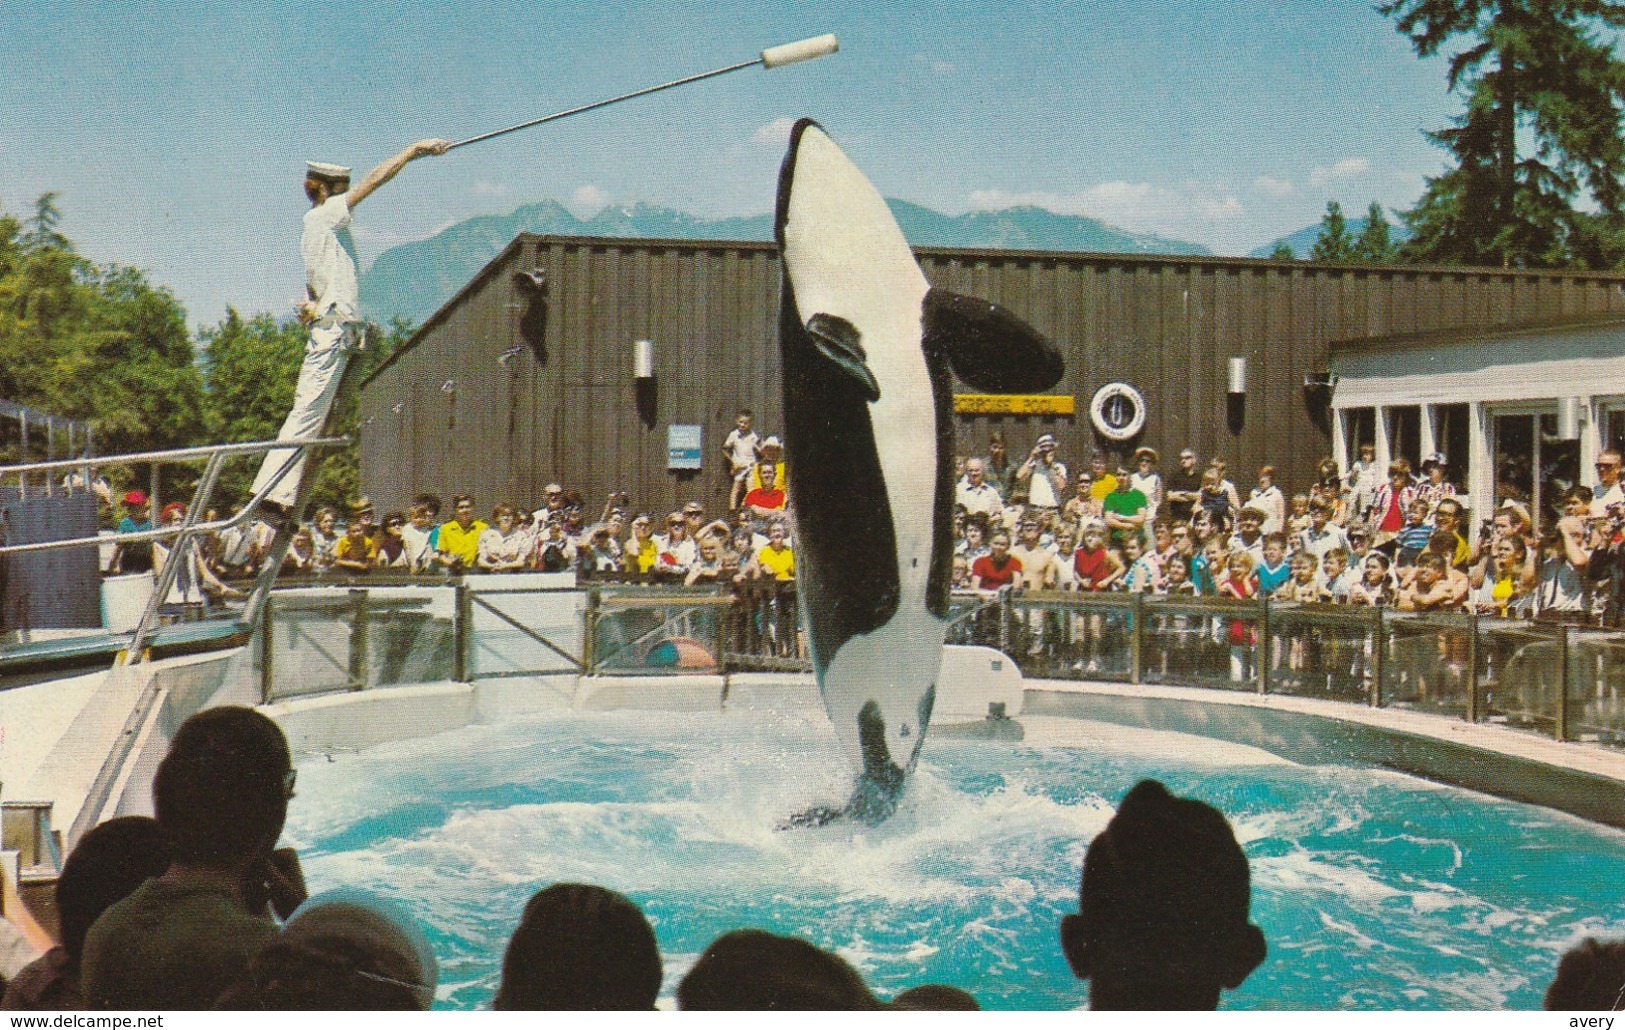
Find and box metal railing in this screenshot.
[0,435,348,664]
[250,579,1625,748]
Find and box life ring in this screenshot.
[1089,382,1146,441]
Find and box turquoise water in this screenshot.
[281,701,1625,1010]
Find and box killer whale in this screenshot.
[774,119,1063,825]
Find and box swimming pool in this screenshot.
[281,699,1625,1009]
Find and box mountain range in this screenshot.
[359,199,1213,327]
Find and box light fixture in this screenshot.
[1227,357,1247,395]
[1557,397,1582,440]
[634,339,655,380]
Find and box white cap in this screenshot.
[306,161,352,180]
[762,436,783,448]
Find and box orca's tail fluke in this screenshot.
[780,767,907,829]
[780,700,908,829]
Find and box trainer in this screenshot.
[251,138,448,515]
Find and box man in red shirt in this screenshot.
[743,463,788,520]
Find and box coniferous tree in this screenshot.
[1380,0,1625,268]
[1310,201,1354,262]
[1268,241,1297,261]
[1354,201,1399,263]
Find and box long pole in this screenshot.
[447,34,838,153]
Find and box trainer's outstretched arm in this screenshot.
[347,138,448,209]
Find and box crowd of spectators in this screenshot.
[950,431,1625,629]
[96,413,1625,638]
[4,706,1616,1011]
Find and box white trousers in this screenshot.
[250,320,353,508]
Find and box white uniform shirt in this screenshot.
[303,195,359,320]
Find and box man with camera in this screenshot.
[1016,433,1068,515]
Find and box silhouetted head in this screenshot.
[56,817,171,963]
[1545,938,1625,1011]
[890,983,980,1010]
[493,883,661,1010]
[1060,779,1265,1010]
[153,706,292,868]
[217,890,436,1010]
[677,929,878,1010]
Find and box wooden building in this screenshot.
[357,233,1625,527]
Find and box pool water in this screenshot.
[281,700,1625,1010]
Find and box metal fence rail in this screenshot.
[251,578,1623,748]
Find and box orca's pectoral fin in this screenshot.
[924,288,1064,392]
[806,312,881,401]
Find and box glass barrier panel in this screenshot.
[1566,628,1625,747]
[594,588,729,675]
[720,581,801,667]
[1264,602,1379,703]
[1006,591,1135,682]
[1140,596,1262,692]
[1476,617,1563,735]
[364,589,456,689]
[945,591,999,647]
[1380,611,1474,717]
[264,591,364,699]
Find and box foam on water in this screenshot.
[281,703,1625,1010]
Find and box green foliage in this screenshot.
[0,198,203,495]
[1310,201,1354,262]
[1267,241,1297,261]
[1381,0,1625,268]
[1354,201,1400,263]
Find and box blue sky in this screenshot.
[1,0,1458,328]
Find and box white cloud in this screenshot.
[931,60,955,75]
[1253,176,1295,198]
[567,185,610,218]
[967,180,1244,236]
[471,180,509,198]
[1308,157,1371,188]
[751,117,796,148]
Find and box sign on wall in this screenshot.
[953,394,1076,416]
[667,424,703,470]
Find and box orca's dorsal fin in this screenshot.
[806,312,881,401]
[923,288,1064,393]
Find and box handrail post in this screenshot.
[1129,592,1143,685]
[1256,597,1269,695]
[259,594,275,703]
[1371,607,1385,708]
[714,585,729,677]
[1556,623,1571,742]
[583,587,600,676]
[347,588,369,691]
[453,581,472,683]
[998,587,1011,655]
[1466,612,1479,723]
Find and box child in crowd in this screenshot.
[1287,493,1313,537]
[1255,534,1291,597]
[1348,552,1396,607]
[1322,547,1356,603]
[1394,499,1434,568]
[1218,550,1259,682]
[1120,535,1160,594]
